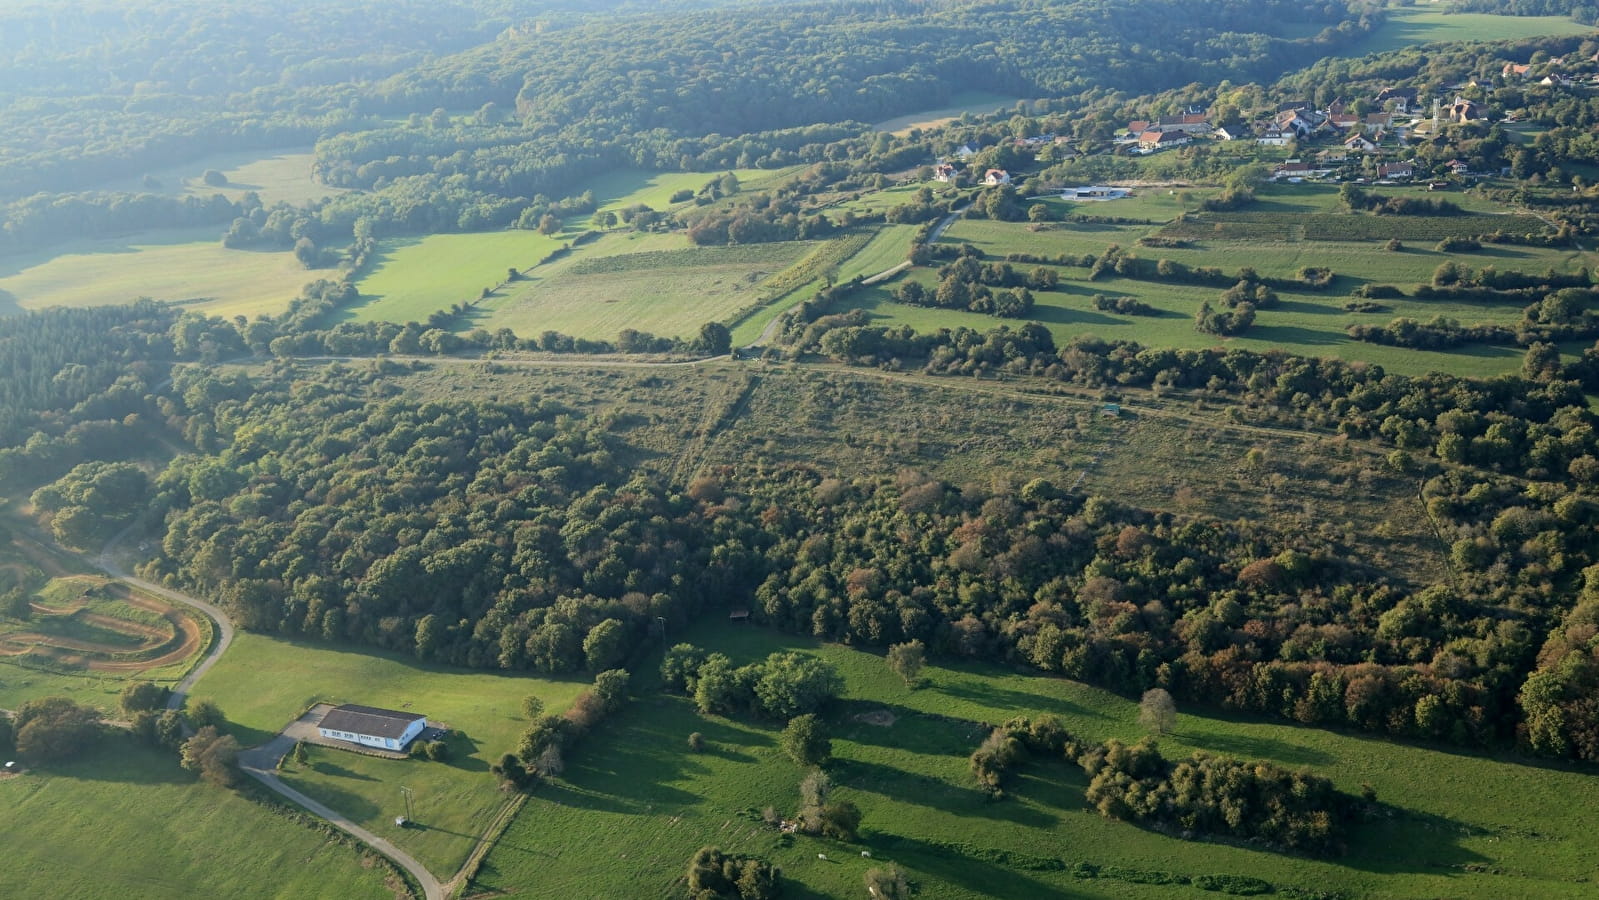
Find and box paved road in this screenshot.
[13,523,444,899]
[240,758,446,900]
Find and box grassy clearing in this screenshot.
[475,620,1599,899]
[588,167,799,216]
[0,227,307,319]
[836,224,918,282]
[1343,9,1596,56]
[192,632,589,877]
[478,236,814,341]
[347,231,566,325]
[0,736,397,900]
[874,90,1026,135]
[88,147,344,208]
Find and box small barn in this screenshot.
[317,704,428,751]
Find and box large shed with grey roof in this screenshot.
[317,704,428,751]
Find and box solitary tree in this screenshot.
[886,640,926,686]
[292,740,309,765]
[120,681,168,716]
[1139,688,1178,735]
[521,695,545,720]
[187,699,225,730]
[781,714,831,767]
[697,321,732,356]
[864,865,912,900]
[181,725,241,787]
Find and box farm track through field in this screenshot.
[7,522,441,899]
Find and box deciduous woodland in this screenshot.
[6,0,1599,898]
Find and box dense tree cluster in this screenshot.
[684,846,781,900]
[663,645,844,720]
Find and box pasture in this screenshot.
[192,632,589,878]
[477,235,814,341]
[587,167,798,216]
[0,227,306,319]
[896,186,1599,379]
[0,735,398,900]
[347,231,567,325]
[473,620,1599,899]
[1342,9,1596,56]
[89,147,344,208]
[874,90,1027,135]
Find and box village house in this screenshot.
[1213,121,1247,141]
[1446,158,1471,176]
[931,163,958,183]
[1155,112,1212,134]
[1503,62,1532,78]
[953,143,977,159]
[1540,73,1575,88]
[1255,123,1291,146]
[1449,96,1482,124]
[1343,133,1379,153]
[1363,112,1393,135]
[1327,110,1360,130]
[1377,161,1415,181]
[1275,107,1324,138]
[1138,129,1190,152]
[1375,86,1419,113]
[317,704,429,752]
[1272,160,1316,180]
[983,168,1011,186]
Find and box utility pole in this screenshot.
[399,785,415,826]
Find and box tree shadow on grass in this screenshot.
[1179,728,1335,767]
[1243,323,1343,347]
[443,730,488,773]
[868,833,1076,898]
[286,776,382,823]
[931,676,1112,723]
[830,758,1059,829]
[310,759,380,782]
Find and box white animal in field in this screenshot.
[817,853,827,860]
[861,851,871,858]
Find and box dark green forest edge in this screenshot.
[5,0,1599,897]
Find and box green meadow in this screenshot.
[349,230,567,325]
[1343,9,1596,57]
[473,621,1599,899]
[0,736,397,900]
[192,632,589,879]
[477,234,814,341]
[845,184,1599,379]
[0,227,307,319]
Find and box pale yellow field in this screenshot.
[874,91,1027,135]
[0,227,309,318]
[88,148,344,207]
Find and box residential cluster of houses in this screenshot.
[933,161,1011,185]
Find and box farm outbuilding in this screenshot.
[316,704,428,751]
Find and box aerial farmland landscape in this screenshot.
[3,1,1599,898]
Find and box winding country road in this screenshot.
[18,525,448,900]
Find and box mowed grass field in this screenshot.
[477,235,815,341]
[348,231,567,325]
[346,167,800,329]
[0,227,307,319]
[474,621,1599,899]
[587,167,799,216]
[874,90,1027,135]
[192,632,590,878]
[89,147,345,207]
[1342,9,1596,56]
[0,736,397,900]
